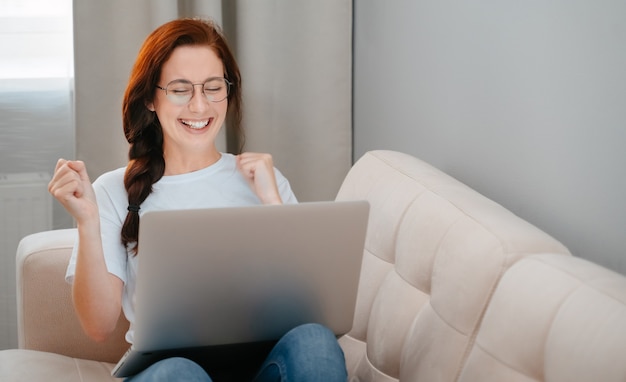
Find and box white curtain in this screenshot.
[73,0,352,201]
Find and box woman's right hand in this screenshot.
[48,159,98,224]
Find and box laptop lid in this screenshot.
[113,200,369,377]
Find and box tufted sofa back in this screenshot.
[458,253,626,382]
[336,150,571,381]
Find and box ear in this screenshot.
[146,101,155,112]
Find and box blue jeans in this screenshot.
[125,323,347,382]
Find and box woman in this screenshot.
[48,18,347,381]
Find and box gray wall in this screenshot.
[353,1,626,274]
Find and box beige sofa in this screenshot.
[1,150,625,381]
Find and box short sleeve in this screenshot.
[275,168,298,204]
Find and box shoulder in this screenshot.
[93,166,126,187]
[219,152,237,168]
[92,167,128,204]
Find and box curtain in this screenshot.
[73,0,352,201]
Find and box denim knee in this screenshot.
[125,357,212,382]
[281,323,341,352]
[256,323,347,381]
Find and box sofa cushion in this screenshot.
[336,151,570,381]
[458,254,626,382]
[0,349,118,381]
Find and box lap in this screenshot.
[125,324,346,382]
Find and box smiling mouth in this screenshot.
[181,119,211,129]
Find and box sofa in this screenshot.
[1,150,625,381]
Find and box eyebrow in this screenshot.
[167,76,225,84]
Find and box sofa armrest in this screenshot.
[16,229,129,363]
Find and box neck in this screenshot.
[163,149,221,175]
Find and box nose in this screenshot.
[188,84,210,113]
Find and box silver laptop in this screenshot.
[112,200,369,377]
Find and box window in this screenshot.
[0,0,74,229]
[0,0,73,79]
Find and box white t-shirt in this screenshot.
[65,153,297,343]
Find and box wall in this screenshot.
[353,1,626,274]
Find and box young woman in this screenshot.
[48,18,347,381]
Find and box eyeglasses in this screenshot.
[156,77,231,105]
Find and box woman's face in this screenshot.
[148,45,228,166]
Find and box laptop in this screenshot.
[112,200,369,377]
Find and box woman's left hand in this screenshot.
[236,152,283,205]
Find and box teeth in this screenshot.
[181,119,209,129]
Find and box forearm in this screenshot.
[72,218,123,342]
